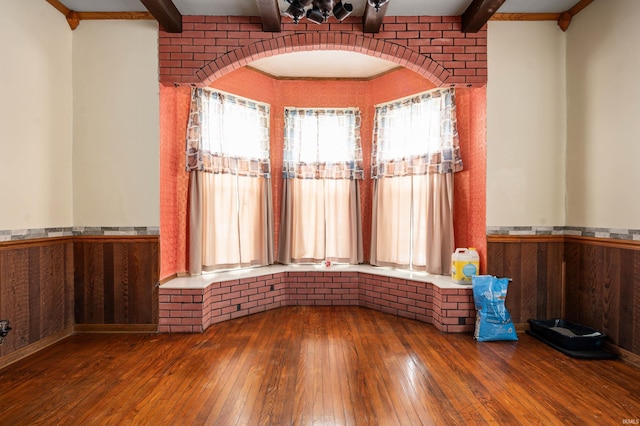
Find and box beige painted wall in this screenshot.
[72,21,160,227]
[566,0,640,229]
[7,3,632,233]
[0,0,73,230]
[486,21,567,227]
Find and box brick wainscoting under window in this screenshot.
[159,266,475,334]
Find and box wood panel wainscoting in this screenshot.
[486,235,565,324]
[74,236,159,331]
[564,236,640,356]
[0,238,74,366]
[0,235,159,369]
[487,234,640,361]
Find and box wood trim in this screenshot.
[74,324,158,333]
[44,1,79,30]
[558,0,594,31]
[43,0,155,31]
[75,12,155,21]
[603,342,640,370]
[0,236,74,250]
[491,13,561,21]
[73,235,159,243]
[245,65,403,81]
[514,322,528,334]
[491,0,593,26]
[0,326,74,370]
[568,0,595,17]
[0,235,158,250]
[488,234,640,250]
[564,235,640,250]
[66,11,80,30]
[159,273,178,285]
[45,0,70,15]
[486,234,566,243]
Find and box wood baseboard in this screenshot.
[74,324,158,333]
[0,326,74,370]
[603,342,640,369]
[515,322,528,334]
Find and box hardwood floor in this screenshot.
[1,306,639,425]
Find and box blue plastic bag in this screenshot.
[472,275,518,342]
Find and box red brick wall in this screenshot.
[454,87,488,271]
[158,14,488,279]
[158,15,487,87]
[159,271,475,333]
[159,68,487,279]
[159,85,191,278]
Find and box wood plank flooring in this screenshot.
[0,306,639,425]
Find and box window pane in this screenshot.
[317,114,353,163]
[281,107,363,264]
[371,88,458,271]
[198,90,270,162]
[284,108,360,165]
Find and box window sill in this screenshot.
[161,263,470,290]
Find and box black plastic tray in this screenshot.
[527,318,605,351]
[526,328,618,360]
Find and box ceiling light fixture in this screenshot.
[367,0,389,13]
[284,0,353,24]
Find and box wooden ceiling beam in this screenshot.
[363,0,390,34]
[140,0,183,33]
[462,0,506,33]
[557,0,594,31]
[256,0,282,32]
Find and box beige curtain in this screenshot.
[186,88,273,274]
[412,173,454,274]
[278,107,363,265]
[370,88,459,274]
[278,178,362,264]
[190,171,274,274]
[370,176,412,269]
[370,174,454,274]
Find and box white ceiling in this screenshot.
[249,50,399,79]
[59,0,582,16]
[57,0,581,78]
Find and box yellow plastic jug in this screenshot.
[451,247,479,284]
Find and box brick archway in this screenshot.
[196,33,450,86]
[158,16,487,87]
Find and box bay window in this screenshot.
[278,108,363,264]
[370,88,462,274]
[186,88,273,273]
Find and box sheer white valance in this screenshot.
[371,87,462,178]
[283,108,363,180]
[186,88,271,177]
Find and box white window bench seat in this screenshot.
[159,264,475,334]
